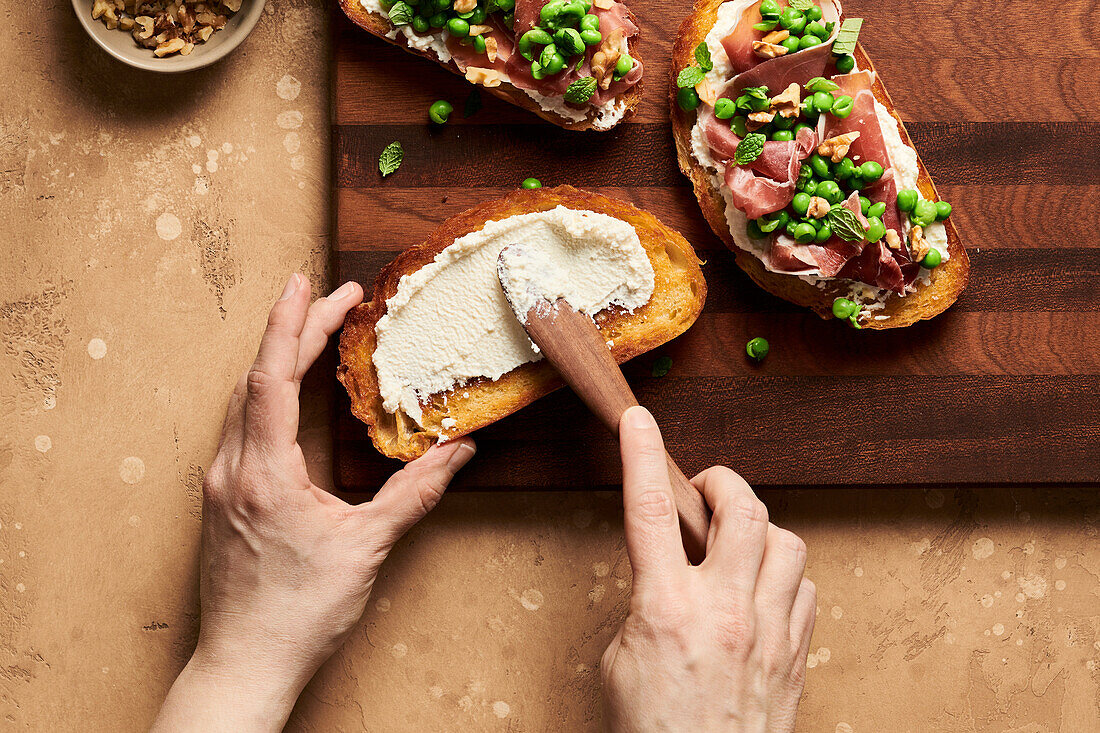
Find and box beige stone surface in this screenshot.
[2,0,1099,730]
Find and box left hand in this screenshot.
[152,274,476,732]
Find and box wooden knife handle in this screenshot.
[523,302,711,563]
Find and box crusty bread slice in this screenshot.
[671,0,969,329]
[338,0,644,131]
[338,186,707,461]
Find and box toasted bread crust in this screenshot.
[338,0,643,131]
[338,186,707,461]
[670,0,969,328]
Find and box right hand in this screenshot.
[600,406,816,732]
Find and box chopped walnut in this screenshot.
[769,82,800,118]
[885,228,902,250]
[761,29,789,44]
[807,196,831,219]
[746,110,775,130]
[591,29,625,90]
[154,37,186,56]
[908,226,930,262]
[752,40,788,59]
[817,131,861,163]
[467,24,492,36]
[593,0,614,8]
[484,36,498,63]
[92,0,242,57]
[453,0,477,11]
[465,66,503,88]
[695,78,717,108]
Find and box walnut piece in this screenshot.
[695,78,717,108]
[452,0,477,12]
[591,29,625,90]
[593,0,614,8]
[465,66,503,88]
[885,228,902,250]
[154,37,186,56]
[761,29,789,44]
[807,196,831,219]
[484,36,498,63]
[769,82,800,118]
[746,110,775,130]
[752,40,788,59]
[908,226,930,262]
[93,0,242,57]
[467,24,492,36]
[817,132,861,163]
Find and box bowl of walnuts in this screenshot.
[72,0,266,72]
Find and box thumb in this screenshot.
[360,439,476,552]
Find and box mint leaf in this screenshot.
[796,163,812,188]
[831,18,863,57]
[387,1,413,25]
[827,206,868,242]
[651,355,673,377]
[788,0,814,10]
[694,42,712,72]
[806,76,840,92]
[734,133,766,165]
[564,77,597,104]
[677,66,706,89]
[378,141,403,177]
[464,88,481,118]
[741,85,769,100]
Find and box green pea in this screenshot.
[429,11,447,27]
[579,12,598,31]
[847,175,865,190]
[530,60,546,80]
[867,201,886,219]
[614,54,634,78]
[474,34,488,52]
[808,154,831,179]
[792,192,811,217]
[831,95,854,118]
[858,161,884,181]
[772,113,795,130]
[731,116,748,137]
[834,53,855,74]
[746,94,769,112]
[935,201,952,220]
[540,51,565,75]
[539,42,559,67]
[780,36,801,54]
[539,0,566,25]
[447,16,469,36]
[431,0,450,11]
[411,15,430,32]
[817,180,843,204]
[562,0,587,22]
[834,158,856,180]
[428,99,453,124]
[518,29,551,60]
[580,29,601,45]
[677,87,700,111]
[753,19,778,31]
[784,219,798,237]
[804,21,827,39]
[896,189,918,212]
[521,177,542,189]
[799,34,822,49]
[811,90,833,112]
[554,28,584,56]
[468,6,487,23]
[832,297,858,319]
[912,199,938,226]
[746,218,766,240]
[814,223,832,243]
[496,0,515,9]
[803,181,819,196]
[758,210,788,233]
[859,195,871,215]
[793,222,817,243]
[865,216,886,242]
[804,4,822,21]
[759,0,781,19]
[800,97,816,118]
[779,7,806,33]
[746,337,770,361]
[921,248,942,268]
[713,98,737,119]
[770,129,793,141]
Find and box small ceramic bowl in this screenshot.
[71,0,266,72]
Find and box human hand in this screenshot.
[152,274,475,732]
[600,406,815,733]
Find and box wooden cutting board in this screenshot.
[331,0,1100,491]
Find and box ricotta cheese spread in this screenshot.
[372,206,655,425]
[361,0,452,62]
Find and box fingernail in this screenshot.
[278,273,301,301]
[624,405,656,430]
[327,281,356,301]
[446,441,476,472]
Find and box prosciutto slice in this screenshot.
[720,0,842,80]
[762,192,867,275]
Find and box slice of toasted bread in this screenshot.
[338,186,707,461]
[338,0,644,131]
[671,0,969,329]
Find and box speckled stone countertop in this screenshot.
[2,0,1099,730]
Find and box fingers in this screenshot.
[360,439,477,552]
[294,281,364,382]
[217,372,248,454]
[694,466,769,593]
[619,406,686,593]
[789,577,817,664]
[242,274,311,455]
[753,524,808,643]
